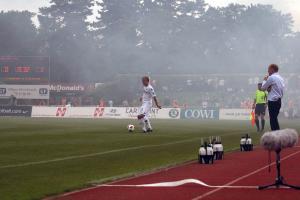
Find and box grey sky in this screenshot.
[0,0,299,31]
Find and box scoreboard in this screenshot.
[0,56,50,84]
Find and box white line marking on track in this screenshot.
[100,179,257,189]
[43,147,300,200]
[46,161,200,200]
[191,149,300,200]
[0,131,243,169]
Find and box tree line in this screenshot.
[0,0,299,83]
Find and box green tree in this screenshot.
[0,11,40,56]
[38,0,95,82]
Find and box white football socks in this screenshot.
[145,119,152,130]
[139,119,147,132]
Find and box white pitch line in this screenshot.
[191,149,300,200]
[0,140,192,169]
[0,131,243,169]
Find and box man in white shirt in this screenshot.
[138,76,162,133]
[261,64,285,131]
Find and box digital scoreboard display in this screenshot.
[0,56,50,84]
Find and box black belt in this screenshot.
[268,98,281,102]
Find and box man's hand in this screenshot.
[252,104,256,110]
[264,75,269,81]
[153,97,161,109]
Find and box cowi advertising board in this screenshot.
[180,108,219,120]
[219,109,252,120]
[0,85,49,99]
[31,106,181,119]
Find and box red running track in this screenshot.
[51,147,300,200]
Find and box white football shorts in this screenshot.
[139,102,152,117]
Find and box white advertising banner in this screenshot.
[219,109,252,120]
[31,106,181,119]
[122,107,180,119]
[68,107,98,118]
[0,85,49,99]
[96,107,126,119]
[32,106,71,118]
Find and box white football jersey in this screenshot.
[142,84,156,103]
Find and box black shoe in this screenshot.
[147,128,153,133]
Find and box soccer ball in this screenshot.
[127,124,135,132]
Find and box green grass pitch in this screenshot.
[0,118,299,200]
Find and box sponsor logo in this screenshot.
[0,88,6,95]
[125,107,139,114]
[125,107,139,118]
[39,88,48,95]
[169,109,179,118]
[125,107,159,118]
[56,107,67,117]
[108,108,117,114]
[94,107,105,117]
[104,108,122,117]
[151,108,159,114]
[50,84,86,92]
[181,108,219,120]
[0,85,49,99]
[0,106,32,117]
[219,109,252,120]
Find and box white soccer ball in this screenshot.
[127,124,135,132]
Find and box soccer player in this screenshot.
[252,83,267,132]
[137,76,161,133]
